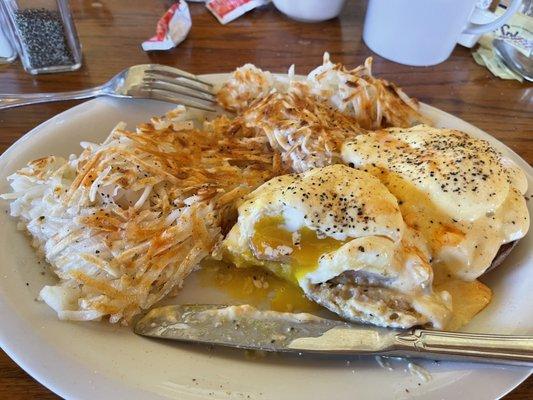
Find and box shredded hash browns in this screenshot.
[3,107,284,323]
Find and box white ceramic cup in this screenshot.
[363,0,523,66]
[272,0,347,22]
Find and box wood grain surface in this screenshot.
[0,1,531,399]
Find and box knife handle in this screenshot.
[393,329,533,367]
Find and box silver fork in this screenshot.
[0,64,217,112]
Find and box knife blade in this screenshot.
[134,304,533,366]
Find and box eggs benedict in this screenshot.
[222,165,452,329]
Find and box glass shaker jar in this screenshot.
[1,0,82,74]
[0,6,17,64]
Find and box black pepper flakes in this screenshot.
[14,8,75,69]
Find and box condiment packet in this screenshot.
[473,47,524,81]
[472,5,532,82]
[142,1,192,51]
[206,0,270,25]
[491,8,532,57]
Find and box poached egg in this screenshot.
[341,125,529,281]
[222,165,452,329]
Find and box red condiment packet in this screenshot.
[142,1,192,51]
[206,0,270,25]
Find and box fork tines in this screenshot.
[142,65,217,112]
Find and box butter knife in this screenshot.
[134,304,533,367]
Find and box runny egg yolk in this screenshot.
[197,260,321,313]
[250,216,349,282]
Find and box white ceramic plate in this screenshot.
[0,74,531,400]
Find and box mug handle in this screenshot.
[463,0,522,35]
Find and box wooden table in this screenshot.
[0,1,531,398]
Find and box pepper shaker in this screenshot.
[1,0,82,74]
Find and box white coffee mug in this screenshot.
[363,0,523,66]
[272,0,347,22]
